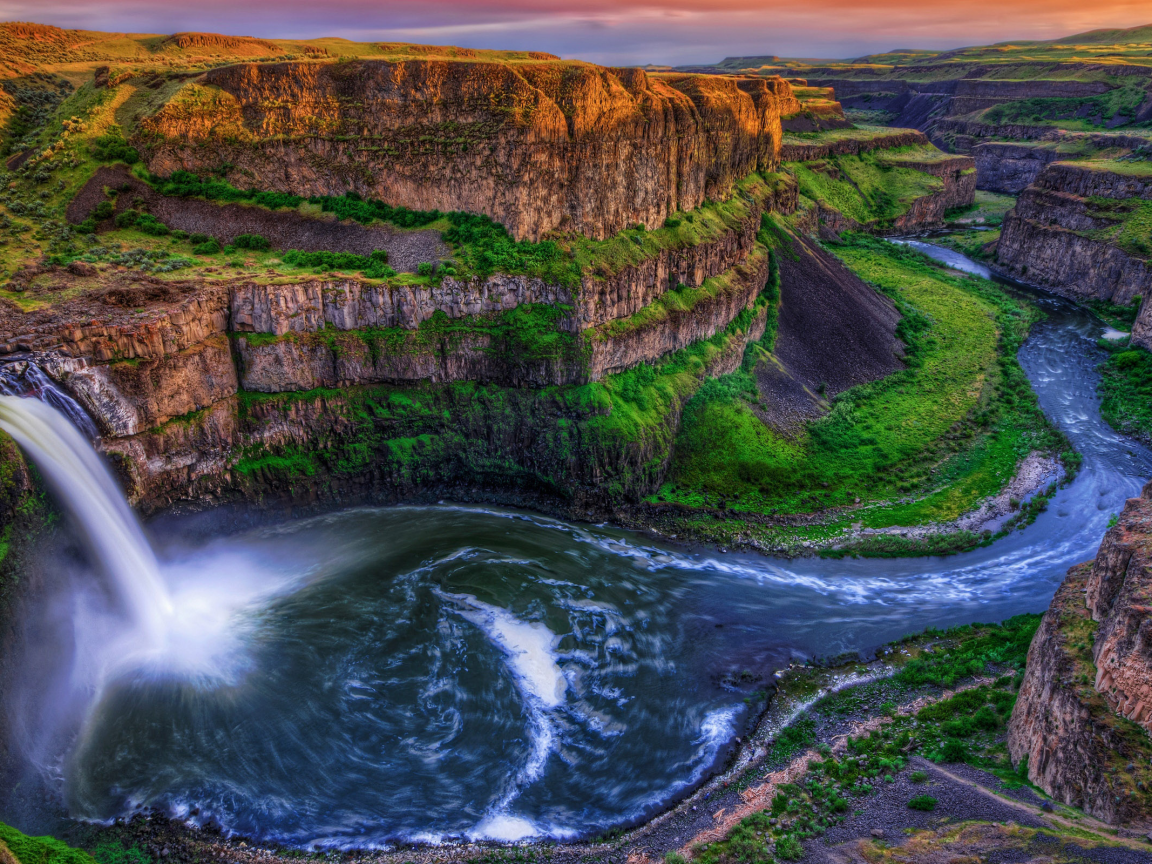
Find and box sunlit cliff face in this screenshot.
[1,0,1148,63]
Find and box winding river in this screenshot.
[5,243,1152,848]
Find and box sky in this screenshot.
[0,0,1150,66]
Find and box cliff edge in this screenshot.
[135,60,801,241]
[1009,482,1152,826]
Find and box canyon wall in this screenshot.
[1009,484,1152,825]
[971,143,1061,194]
[0,224,777,511]
[995,162,1152,306]
[134,60,801,241]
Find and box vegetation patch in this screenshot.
[786,147,944,228]
[981,84,1151,131]
[1076,196,1152,259]
[0,822,97,864]
[1098,340,1152,445]
[693,616,1045,864]
[653,235,1071,554]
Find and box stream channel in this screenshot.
[4,242,1151,849]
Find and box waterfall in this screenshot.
[0,393,173,646]
[0,360,100,439]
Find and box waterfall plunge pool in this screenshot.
[2,243,1151,848]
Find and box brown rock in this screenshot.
[67,261,97,277]
[1008,483,1152,825]
[136,60,801,241]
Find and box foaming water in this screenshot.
[0,396,171,647]
[5,242,1152,847]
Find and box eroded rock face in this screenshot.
[51,334,238,436]
[971,143,1060,194]
[230,276,574,334]
[585,247,771,379]
[101,300,770,515]
[996,163,1152,306]
[137,60,801,241]
[1087,490,1152,734]
[1008,486,1152,826]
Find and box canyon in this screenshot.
[2,17,1152,864]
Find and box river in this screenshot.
[4,243,1151,848]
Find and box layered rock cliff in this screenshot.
[996,162,1152,307]
[971,143,1062,194]
[1008,485,1152,825]
[134,60,801,241]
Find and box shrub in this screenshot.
[91,130,139,164]
[114,210,138,228]
[189,232,211,245]
[282,248,394,279]
[910,770,928,783]
[664,217,682,228]
[193,239,221,255]
[664,854,687,864]
[939,739,967,763]
[92,201,114,221]
[232,233,270,250]
[908,794,937,811]
[134,213,169,236]
[775,834,804,861]
[417,261,434,276]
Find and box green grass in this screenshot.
[948,190,1017,227]
[656,235,1069,548]
[787,148,943,228]
[573,172,789,278]
[0,823,97,864]
[1076,159,1152,177]
[931,228,1001,261]
[980,83,1150,130]
[1075,196,1152,259]
[1098,342,1152,444]
[781,124,910,146]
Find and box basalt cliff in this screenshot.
[994,161,1152,320]
[1009,484,1152,826]
[136,61,801,241]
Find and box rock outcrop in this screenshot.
[135,60,801,241]
[1087,491,1152,734]
[1008,484,1152,826]
[971,143,1061,194]
[99,293,773,514]
[779,129,928,162]
[996,162,1152,306]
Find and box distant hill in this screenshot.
[1043,24,1152,45]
